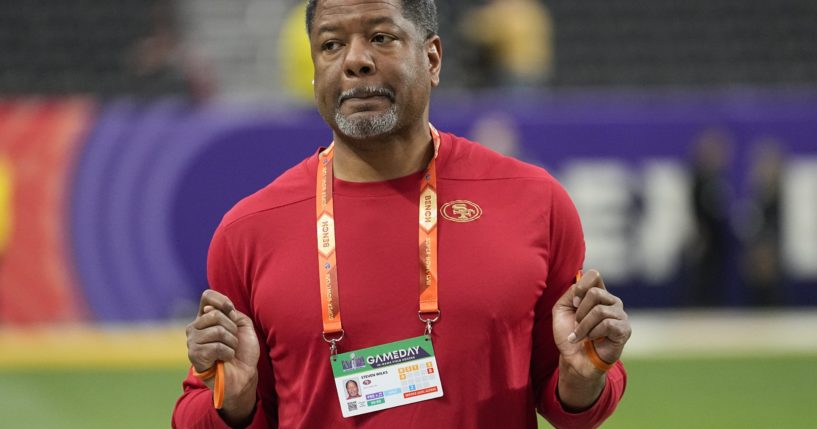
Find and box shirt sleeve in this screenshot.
[531,178,627,429]
[540,361,627,429]
[172,224,278,429]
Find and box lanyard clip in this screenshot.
[322,330,345,357]
[424,319,434,337]
[418,310,441,337]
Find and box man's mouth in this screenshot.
[338,87,395,107]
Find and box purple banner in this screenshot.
[70,91,817,321]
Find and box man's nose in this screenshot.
[343,37,376,78]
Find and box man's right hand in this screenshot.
[186,290,260,424]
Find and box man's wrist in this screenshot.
[557,356,607,412]
[218,373,259,427]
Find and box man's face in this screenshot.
[346,381,359,397]
[310,0,441,141]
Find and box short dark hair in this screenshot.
[305,0,438,40]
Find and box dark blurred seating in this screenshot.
[0,0,815,96]
[546,0,817,87]
[0,0,188,97]
[446,0,817,89]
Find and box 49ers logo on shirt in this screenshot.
[440,200,482,223]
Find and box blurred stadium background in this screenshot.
[1,0,816,427]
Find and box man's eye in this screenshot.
[372,34,394,44]
[322,41,341,51]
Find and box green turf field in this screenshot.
[541,355,817,429]
[1,355,814,428]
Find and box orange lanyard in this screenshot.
[316,125,442,353]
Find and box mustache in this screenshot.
[337,86,395,107]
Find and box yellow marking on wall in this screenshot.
[0,325,188,369]
[0,156,11,252]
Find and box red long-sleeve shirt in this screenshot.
[172,131,626,429]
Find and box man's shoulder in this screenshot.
[220,155,315,228]
[441,131,556,184]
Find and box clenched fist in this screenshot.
[186,290,260,424]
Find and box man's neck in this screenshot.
[331,122,434,182]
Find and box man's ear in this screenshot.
[426,36,442,88]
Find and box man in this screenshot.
[345,380,361,399]
[172,1,630,428]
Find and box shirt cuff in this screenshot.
[207,397,266,429]
[540,361,627,429]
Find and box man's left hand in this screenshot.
[553,269,631,380]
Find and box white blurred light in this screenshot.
[783,158,817,279]
[562,159,692,285]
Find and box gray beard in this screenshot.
[334,104,398,139]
